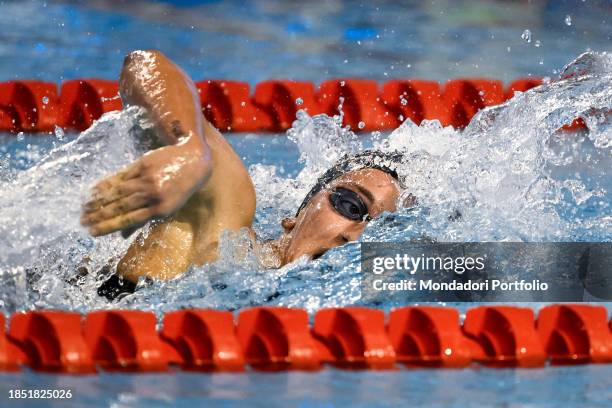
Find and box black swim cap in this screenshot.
[295,150,404,217]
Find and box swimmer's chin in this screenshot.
[283,250,328,266]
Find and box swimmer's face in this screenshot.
[280,168,402,264]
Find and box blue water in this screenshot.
[0,0,610,83]
[1,365,612,408]
[1,1,612,407]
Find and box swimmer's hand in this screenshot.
[81,136,212,237]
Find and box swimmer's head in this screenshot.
[278,150,414,264]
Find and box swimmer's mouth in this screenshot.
[311,250,327,260]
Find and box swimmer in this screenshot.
[80,50,412,297]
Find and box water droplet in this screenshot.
[506,46,512,52]
[16,132,25,141]
[54,125,64,141]
[521,29,532,43]
[406,63,411,68]
[295,97,303,106]
[534,40,541,48]
[565,15,572,26]
[400,96,408,106]
[340,81,346,87]
[42,96,49,105]
[358,121,365,129]
[240,101,246,107]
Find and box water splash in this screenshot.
[0,52,610,314]
[373,52,611,243]
[0,106,154,311]
[521,29,532,44]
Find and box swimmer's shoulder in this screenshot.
[197,121,256,228]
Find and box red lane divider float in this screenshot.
[382,80,450,127]
[84,310,169,371]
[8,311,94,373]
[1,304,609,373]
[237,307,320,370]
[59,79,122,131]
[0,81,59,132]
[537,304,612,364]
[462,306,546,368]
[0,314,23,371]
[387,306,474,368]
[253,80,321,131]
[313,307,396,369]
[161,309,244,371]
[0,77,544,133]
[505,78,543,100]
[196,80,272,132]
[443,79,505,128]
[318,79,397,131]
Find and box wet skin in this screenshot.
[276,168,401,264]
[81,50,401,282]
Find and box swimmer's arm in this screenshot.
[81,50,213,236]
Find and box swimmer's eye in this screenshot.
[329,187,371,222]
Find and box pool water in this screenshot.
[0,1,611,407]
[1,0,611,83]
[1,365,612,408]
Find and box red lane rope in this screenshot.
[1,304,611,373]
[0,78,546,134]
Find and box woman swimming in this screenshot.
[80,50,407,294]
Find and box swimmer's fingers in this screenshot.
[95,162,140,189]
[88,162,142,201]
[88,208,154,237]
[84,178,147,211]
[81,192,155,226]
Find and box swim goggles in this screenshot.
[329,187,372,222]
